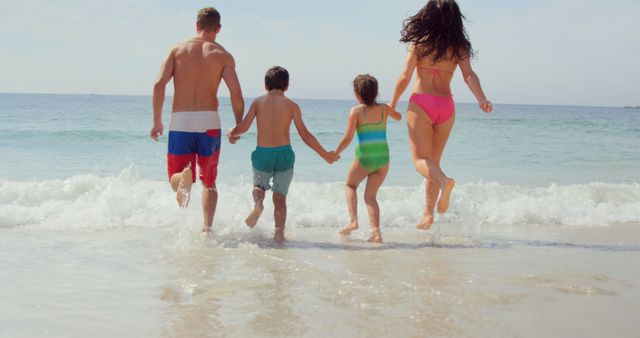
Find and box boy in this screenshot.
[228,66,339,242]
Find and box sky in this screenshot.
[0,0,639,107]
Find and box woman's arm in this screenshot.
[458,56,493,113]
[390,46,417,111]
[334,109,359,156]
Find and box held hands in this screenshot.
[479,100,493,113]
[323,151,340,164]
[226,128,240,144]
[150,122,164,141]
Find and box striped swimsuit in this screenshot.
[355,106,390,173]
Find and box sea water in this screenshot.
[1,94,639,337]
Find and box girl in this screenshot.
[390,0,492,230]
[335,74,401,243]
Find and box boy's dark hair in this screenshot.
[353,74,378,106]
[197,7,221,32]
[265,66,289,91]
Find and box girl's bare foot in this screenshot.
[244,205,264,228]
[416,214,434,230]
[437,179,456,214]
[368,228,382,243]
[274,227,286,243]
[201,225,212,235]
[176,167,193,208]
[339,221,359,235]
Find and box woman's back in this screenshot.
[414,53,458,97]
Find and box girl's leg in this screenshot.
[363,164,389,243]
[339,160,368,235]
[406,102,453,228]
[425,113,456,222]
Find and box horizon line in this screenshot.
[0,91,631,109]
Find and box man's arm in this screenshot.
[150,48,175,141]
[222,54,244,124]
[292,103,339,163]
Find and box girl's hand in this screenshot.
[479,100,493,113]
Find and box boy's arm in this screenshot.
[384,104,402,121]
[334,109,358,156]
[292,103,339,163]
[227,101,257,143]
[150,48,175,141]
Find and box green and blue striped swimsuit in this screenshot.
[355,106,390,173]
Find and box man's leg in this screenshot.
[202,186,218,233]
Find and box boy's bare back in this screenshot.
[253,92,298,147]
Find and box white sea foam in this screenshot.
[1,168,639,230]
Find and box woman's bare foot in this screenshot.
[176,167,193,208]
[244,205,264,228]
[416,214,434,230]
[274,227,286,243]
[368,228,383,243]
[339,221,359,235]
[437,179,456,214]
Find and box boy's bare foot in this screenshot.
[416,214,434,230]
[368,228,382,243]
[244,205,264,228]
[274,227,286,243]
[339,221,359,235]
[437,179,456,214]
[176,167,193,208]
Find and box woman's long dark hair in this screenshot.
[400,0,473,62]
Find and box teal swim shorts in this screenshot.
[251,145,295,196]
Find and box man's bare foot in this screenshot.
[244,205,264,228]
[368,228,383,243]
[339,221,359,235]
[274,227,286,243]
[176,167,193,208]
[201,225,212,235]
[416,214,434,230]
[437,179,456,214]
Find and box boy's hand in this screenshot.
[325,151,340,164]
[226,128,240,144]
[479,100,493,113]
[150,122,164,141]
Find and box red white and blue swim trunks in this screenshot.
[167,111,221,188]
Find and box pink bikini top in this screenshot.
[417,67,454,97]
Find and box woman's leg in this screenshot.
[406,102,452,229]
[425,113,456,221]
[339,160,369,235]
[432,115,456,214]
[363,164,389,243]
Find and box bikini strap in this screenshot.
[380,105,385,122]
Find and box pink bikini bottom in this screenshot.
[409,93,455,125]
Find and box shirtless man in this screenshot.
[150,7,244,234]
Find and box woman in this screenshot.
[390,0,492,230]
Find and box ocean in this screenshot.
[1,93,639,337]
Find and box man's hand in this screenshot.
[226,128,240,144]
[479,100,493,113]
[150,122,164,141]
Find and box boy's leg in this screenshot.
[245,187,266,228]
[363,164,389,243]
[273,193,287,243]
[340,160,368,235]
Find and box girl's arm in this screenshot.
[458,56,493,113]
[334,108,359,156]
[227,101,256,143]
[384,104,402,121]
[390,46,418,111]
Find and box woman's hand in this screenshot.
[479,100,493,113]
